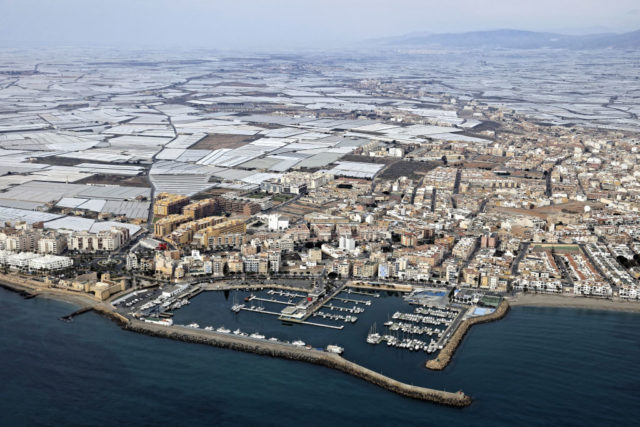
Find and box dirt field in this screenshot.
[494,201,602,219]
[378,160,441,180]
[31,156,86,166]
[76,173,150,188]
[191,133,260,150]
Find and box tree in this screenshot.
[441,155,448,165]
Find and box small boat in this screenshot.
[216,326,231,334]
[326,345,344,354]
[249,333,266,339]
[292,340,306,347]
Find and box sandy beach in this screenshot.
[508,293,640,313]
[0,278,97,309]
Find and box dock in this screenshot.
[239,306,282,316]
[347,289,380,297]
[250,296,295,306]
[299,320,344,330]
[333,296,371,305]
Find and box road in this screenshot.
[510,241,530,275]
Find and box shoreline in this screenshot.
[0,278,471,407]
[507,294,640,313]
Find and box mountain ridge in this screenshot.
[372,29,640,49]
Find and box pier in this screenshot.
[346,289,380,297]
[124,318,472,407]
[299,320,344,330]
[239,306,282,316]
[250,296,295,305]
[60,306,94,322]
[333,296,371,305]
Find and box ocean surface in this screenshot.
[2,287,640,426]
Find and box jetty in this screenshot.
[60,306,94,322]
[426,300,510,371]
[124,318,471,407]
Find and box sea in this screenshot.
[1,286,640,427]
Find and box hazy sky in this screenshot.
[0,0,638,50]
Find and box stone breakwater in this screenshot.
[426,300,510,371]
[123,319,471,407]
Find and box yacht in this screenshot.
[366,323,381,344]
[249,333,266,339]
[187,323,200,328]
[216,326,231,334]
[292,340,306,347]
[326,345,344,354]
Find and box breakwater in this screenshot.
[1,276,472,406]
[426,300,510,371]
[124,319,471,407]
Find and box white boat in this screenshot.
[249,333,266,339]
[233,328,242,335]
[326,345,344,354]
[366,322,381,344]
[204,326,214,331]
[144,317,173,326]
[292,340,306,347]
[366,332,381,344]
[216,326,231,334]
[187,323,200,328]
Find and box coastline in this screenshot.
[0,277,472,407]
[507,294,640,313]
[0,275,98,309]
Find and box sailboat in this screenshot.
[366,322,381,344]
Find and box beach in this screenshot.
[508,293,640,313]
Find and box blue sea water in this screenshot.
[1,286,640,426]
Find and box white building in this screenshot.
[29,255,73,271]
[68,227,130,252]
[267,214,289,231]
[6,252,40,269]
[126,253,138,270]
[339,235,356,252]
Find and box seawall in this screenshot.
[426,300,510,371]
[124,319,472,407]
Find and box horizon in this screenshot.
[0,0,638,50]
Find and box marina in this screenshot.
[164,285,480,379]
[5,285,640,426]
[112,281,502,385]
